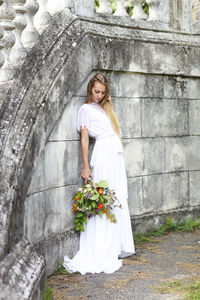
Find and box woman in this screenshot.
[63,73,135,274]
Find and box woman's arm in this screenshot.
[80,127,92,184]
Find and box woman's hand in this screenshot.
[81,166,92,184]
[107,95,112,103]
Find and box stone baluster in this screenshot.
[114,0,128,17]
[146,0,159,21]
[9,0,27,68]
[0,0,16,82]
[0,1,5,71]
[192,0,200,21]
[131,0,148,20]
[34,0,51,34]
[146,0,169,25]
[21,0,39,50]
[47,0,71,16]
[96,0,112,14]
[192,0,200,32]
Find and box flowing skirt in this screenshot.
[63,135,135,275]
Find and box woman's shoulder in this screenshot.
[78,102,97,113]
[78,103,89,112]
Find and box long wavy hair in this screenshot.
[87,73,121,140]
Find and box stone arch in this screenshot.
[1,13,200,280]
[0,16,95,258]
[0,15,137,269]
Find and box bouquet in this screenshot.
[72,180,122,232]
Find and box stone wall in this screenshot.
[0,0,200,298]
[24,23,200,274]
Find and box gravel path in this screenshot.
[48,230,200,300]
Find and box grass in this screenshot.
[43,260,69,299]
[153,279,200,300]
[43,284,53,300]
[134,217,200,245]
[52,260,69,276]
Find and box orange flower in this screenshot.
[106,213,111,219]
[73,208,77,212]
[73,203,77,208]
[98,203,103,210]
[103,209,107,213]
[97,187,103,195]
[74,196,79,201]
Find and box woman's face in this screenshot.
[90,81,106,103]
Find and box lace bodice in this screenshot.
[77,102,115,139]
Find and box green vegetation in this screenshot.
[52,260,69,276]
[154,279,200,299]
[95,0,149,17]
[134,217,200,245]
[43,284,53,300]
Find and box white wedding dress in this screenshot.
[63,102,135,275]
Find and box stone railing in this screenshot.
[97,0,164,22]
[0,0,199,82]
[0,0,75,82]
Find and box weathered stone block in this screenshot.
[123,139,144,177]
[76,72,200,103]
[108,72,165,98]
[165,136,200,172]
[143,138,165,175]
[189,100,200,135]
[115,97,141,138]
[124,138,165,176]
[28,141,79,194]
[165,137,187,172]
[37,231,79,276]
[189,171,200,206]
[128,40,189,76]
[162,172,189,211]
[143,172,189,214]
[143,174,163,213]
[44,141,79,188]
[142,98,188,137]
[163,77,200,100]
[185,78,200,99]
[127,177,143,216]
[24,185,78,244]
[49,97,80,141]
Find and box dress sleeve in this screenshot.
[77,104,91,132]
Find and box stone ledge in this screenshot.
[132,205,200,233]
[0,238,46,300]
[35,230,79,276]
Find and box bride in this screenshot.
[63,73,135,274]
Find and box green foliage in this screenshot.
[95,0,99,10]
[52,260,68,275]
[187,280,200,299]
[111,0,117,14]
[142,1,149,15]
[99,180,108,188]
[135,217,200,245]
[73,180,120,232]
[154,279,200,299]
[134,233,151,244]
[43,285,53,300]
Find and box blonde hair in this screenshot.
[87,73,121,140]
